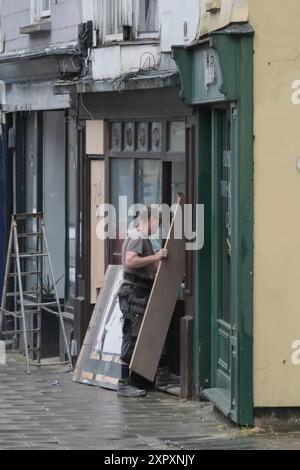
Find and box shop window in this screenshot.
[138,160,162,206]
[66,120,77,304]
[124,122,135,152]
[137,122,150,152]
[111,159,135,264]
[110,123,122,152]
[109,120,186,157]
[108,120,186,264]
[167,122,186,153]
[172,162,186,205]
[151,122,162,152]
[43,111,66,300]
[111,158,162,264]
[110,122,165,154]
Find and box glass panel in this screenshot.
[168,122,185,153]
[137,122,150,152]
[151,122,162,152]
[25,112,38,292]
[218,110,232,324]
[106,0,123,35]
[25,113,38,214]
[138,160,162,206]
[43,111,65,299]
[41,0,50,14]
[138,160,162,252]
[66,121,77,303]
[110,123,122,152]
[111,159,135,264]
[213,108,236,410]
[172,162,186,205]
[124,122,135,152]
[139,0,158,33]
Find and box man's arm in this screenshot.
[125,249,168,271]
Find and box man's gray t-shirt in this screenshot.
[122,230,156,280]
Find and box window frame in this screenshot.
[94,0,160,45]
[40,0,51,18]
[31,0,51,23]
[107,117,186,265]
[108,118,186,161]
[134,0,160,40]
[103,0,124,43]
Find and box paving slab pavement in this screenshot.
[0,355,299,450]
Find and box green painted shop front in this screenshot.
[173,27,254,426]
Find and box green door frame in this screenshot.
[173,29,254,426]
[206,105,239,422]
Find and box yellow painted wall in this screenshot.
[198,0,249,37]
[249,0,300,407]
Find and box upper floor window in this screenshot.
[31,0,51,23]
[96,0,159,43]
[103,0,128,40]
[105,0,123,36]
[40,0,51,18]
[138,0,158,34]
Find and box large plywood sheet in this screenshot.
[86,120,105,155]
[130,200,185,382]
[73,266,123,390]
[90,159,105,304]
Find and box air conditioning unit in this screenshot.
[205,0,221,13]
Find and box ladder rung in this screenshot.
[17,233,43,238]
[15,310,40,315]
[29,362,70,367]
[14,213,42,219]
[7,291,40,297]
[7,347,41,353]
[0,307,19,316]
[8,272,41,277]
[2,312,22,319]
[41,307,59,316]
[1,328,41,335]
[23,302,57,308]
[3,307,59,316]
[11,253,47,258]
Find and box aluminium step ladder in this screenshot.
[0,213,73,374]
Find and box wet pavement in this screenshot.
[0,355,300,450]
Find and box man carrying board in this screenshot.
[118,207,179,398]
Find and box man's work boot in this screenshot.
[155,366,181,388]
[118,378,147,398]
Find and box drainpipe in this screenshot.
[0,81,6,295]
[0,80,16,215]
[12,112,17,215]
